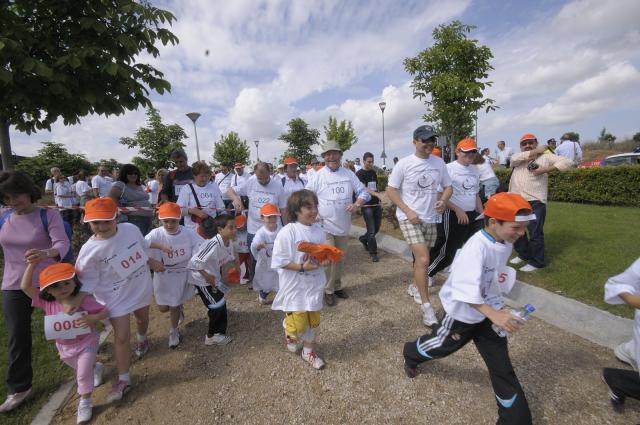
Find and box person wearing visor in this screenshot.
[281,157,306,202]
[387,125,452,327]
[508,133,572,272]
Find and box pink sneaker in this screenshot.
[135,338,149,358]
[106,380,131,403]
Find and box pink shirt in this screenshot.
[0,208,70,290]
[32,294,105,352]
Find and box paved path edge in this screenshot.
[349,224,633,349]
[31,326,113,425]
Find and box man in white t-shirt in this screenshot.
[495,141,513,168]
[305,139,370,306]
[555,133,582,163]
[91,166,113,198]
[215,163,234,210]
[353,158,363,173]
[386,125,452,326]
[45,167,61,204]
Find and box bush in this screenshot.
[494,165,640,207]
[377,173,388,191]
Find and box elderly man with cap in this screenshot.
[280,157,306,201]
[387,125,452,326]
[214,163,235,210]
[305,138,370,306]
[508,133,573,272]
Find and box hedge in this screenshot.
[494,165,640,207]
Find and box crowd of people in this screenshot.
[0,125,637,425]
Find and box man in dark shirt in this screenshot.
[161,149,194,203]
[356,152,382,262]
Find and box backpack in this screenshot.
[0,208,74,263]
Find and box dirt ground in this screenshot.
[51,239,637,425]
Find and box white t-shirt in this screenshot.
[388,154,452,222]
[250,225,280,293]
[74,180,91,198]
[447,161,480,212]
[439,230,513,324]
[91,175,113,198]
[75,223,153,317]
[495,147,513,166]
[271,222,326,312]
[281,176,306,200]
[176,182,225,232]
[235,228,249,254]
[188,234,236,288]
[555,141,583,162]
[233,175,287,234]
[146,179,160,205]
[305,166,370,236]
[306,168,317,182]
[476,161,497,182]
[215,172,234,200]
[54,180,75,207]
[232,172,249,191]
[145,226,203,306]
[604,257,640,370]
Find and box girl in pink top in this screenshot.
[21,261,108,424]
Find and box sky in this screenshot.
[10,0,640,166]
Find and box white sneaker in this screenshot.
[520,264,540,272]
[0,388,32,413]
[204,333,232,346]
[407,284,422,305]
[428,276,434,287]
[615,340,637,370]
[168,329,181,349]
[286,336,303,353]
[76,401,92,424]
[240,278,249,285]
[421,303,438,326]
[93,362,104,388]
[509,256,525,265]
[301,350,325,370]
[178,306,185,326]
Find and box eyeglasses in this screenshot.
[49,280,71,289]
[520,140,537,147]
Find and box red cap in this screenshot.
[457,138,477,152]
[432,147,442,157]
[234,215,247,228]
[284,157,298,165]
[260,203,281,216]
[520,133,537,143]
[483,193,535,222]
[158,202,181,220]
[84,198,118,222]
[39,263,76,291]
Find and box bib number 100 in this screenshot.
[121,251,143,269]
[331,187,346,195]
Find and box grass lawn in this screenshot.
[0,296,71,425]
[353,200,639,319]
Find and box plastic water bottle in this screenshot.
[492,304,535,338]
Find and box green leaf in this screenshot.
[69,56,82,68]
[105,62,118,76]
[0,68,13,83]
[33,61,54,78]
[0,40,5,51]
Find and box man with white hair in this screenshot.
[555,133,582,163]
[305,138,370,306]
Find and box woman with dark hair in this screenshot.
[0,171,70,413]
[107,164,153,236]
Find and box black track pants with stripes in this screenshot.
[428,209,482,277]
[196,285,228,337]
[403,315,532,425]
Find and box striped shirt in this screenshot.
[508,152,573,203]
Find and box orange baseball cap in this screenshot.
[158,202,181,220]
[234,162,243,169]
[483,193,535,222]
[234,215,247,228]
[284,157,298,165]
[457,138,477,152]
[260,203,281,217]
[84,198,118,222]
[431,147,442,157]
[520,133,537,142]
[39,263,76,291]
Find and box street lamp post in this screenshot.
[254,140,260,162]
[185,112,201,161]
[378,101,387,166]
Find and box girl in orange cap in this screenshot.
[20,261,108,424]
[145,202,204,348]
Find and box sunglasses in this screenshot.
[48,280,71,289]
[461,150,478,155]
[520,140,537,147]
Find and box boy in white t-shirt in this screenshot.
[602,258,640,412]
[145,203,203,348]
[386,125,452,327]
[403,193,534,424]
[188,214,239,346]
[250,203,281,305]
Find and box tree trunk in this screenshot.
[0,117,14,171]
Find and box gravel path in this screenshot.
[51,239,637,424]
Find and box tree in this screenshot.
[404,20,496,159]
[212,132,250,167]
[16,141,94,184]
[632,132,640,144]
[95,158,123,174]
[119,108,187,175]
[323,116,357,152]
[278,118,320,165]
[0,1,179,170]
[598,127,616,149]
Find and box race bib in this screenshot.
[162,244,189,266]
[44,312,91,340]
[496,266,516,295]
[328,183,349,200]
[367,181,377,191]
[174,184,185,197]
[109,241,149,280]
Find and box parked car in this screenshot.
[600,153,640,167]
